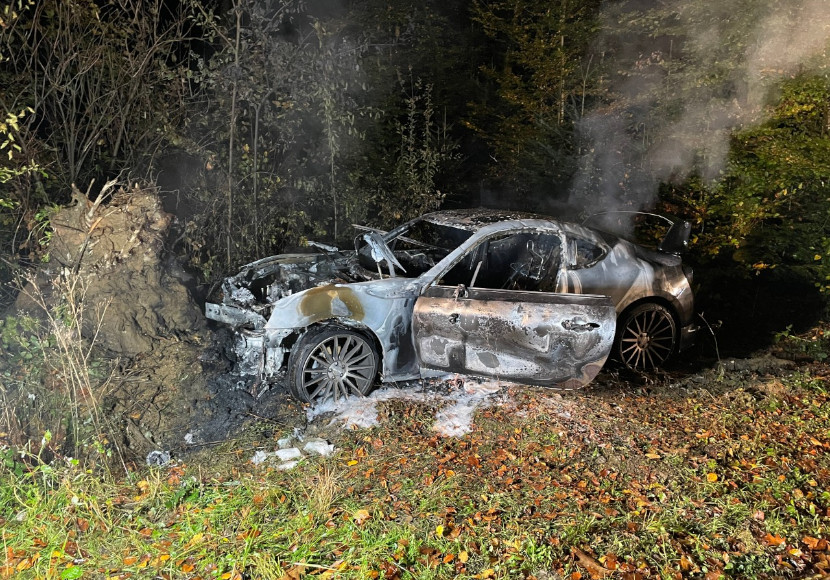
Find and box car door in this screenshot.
[412,229,616,388]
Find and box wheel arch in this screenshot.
[618,296,681,332]
[296,318,385,369]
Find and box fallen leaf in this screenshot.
[459,551,469,563]
[764,533,786,546]
[572,547,613,578]
[187,532,204,547]
[803,536,828,551]
[353,509,371,525]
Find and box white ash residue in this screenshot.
[306,378,507,437]
[250,436,335,469]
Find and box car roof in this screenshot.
[421,208,557,231]
[419,207,612,243]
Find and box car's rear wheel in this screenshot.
[615,303,677,370]
[288,325,379,403]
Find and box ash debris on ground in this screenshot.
[302,376,507,437]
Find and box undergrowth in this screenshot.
[1,368,829,579]
[0,271,122,471]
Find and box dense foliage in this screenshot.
[708,76,830,291]
[1,0,829,296]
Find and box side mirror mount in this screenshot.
[658,220,691,255]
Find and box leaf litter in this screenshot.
[3,355,830,579]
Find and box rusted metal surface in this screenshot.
[205,208,697,394]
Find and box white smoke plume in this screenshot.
[569,0,830,217]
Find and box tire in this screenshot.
[615,303,677,371]
[288,325,379,403]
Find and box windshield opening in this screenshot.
[356,218,473,277]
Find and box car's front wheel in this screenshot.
[615,303,677,371]
[288,325,379,403]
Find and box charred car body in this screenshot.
[206,209,697,402]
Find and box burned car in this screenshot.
[206,209,697,403]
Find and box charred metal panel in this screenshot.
[205,303,266,328]
[562,238,694,325]
[265,279,423,382]
[412,286,615,388]
[423,208,551,230]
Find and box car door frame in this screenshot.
[412,221,617,388]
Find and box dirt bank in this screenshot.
[5,183,306,464]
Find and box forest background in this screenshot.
[2,3,830,576]
[1,0,830,320]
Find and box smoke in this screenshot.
[568,0,830,218]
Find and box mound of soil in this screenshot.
[10,184,301,464]
[22,184,203,356]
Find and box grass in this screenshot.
[1,368,829,579]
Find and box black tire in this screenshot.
[615,303,677,371]
[288,325,379,403]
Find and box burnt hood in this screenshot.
[208,251,375,328]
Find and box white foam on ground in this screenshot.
[433,379,505,436]
[303,440,336,456]
[251,450,269,465]
[433,394,484,437]
[275,447,303,461]
[307,378,510,437]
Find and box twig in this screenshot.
[571,546,613,578]
[243,412,294,425]
[289,562,341,572]
[186,439,236,448]
[698,312,721,363]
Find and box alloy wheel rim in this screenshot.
[620,309,675,370]
[302,334,376,402]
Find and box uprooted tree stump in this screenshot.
[7,182,215,464]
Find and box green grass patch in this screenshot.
[2,368,830,579]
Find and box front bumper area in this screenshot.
[230,328,294,378]
[206,302,266,328]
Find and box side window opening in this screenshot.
[440,232,562,291]
[570,237,605,269]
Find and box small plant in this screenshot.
[773,324,830,361]
[1,270,125,472]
